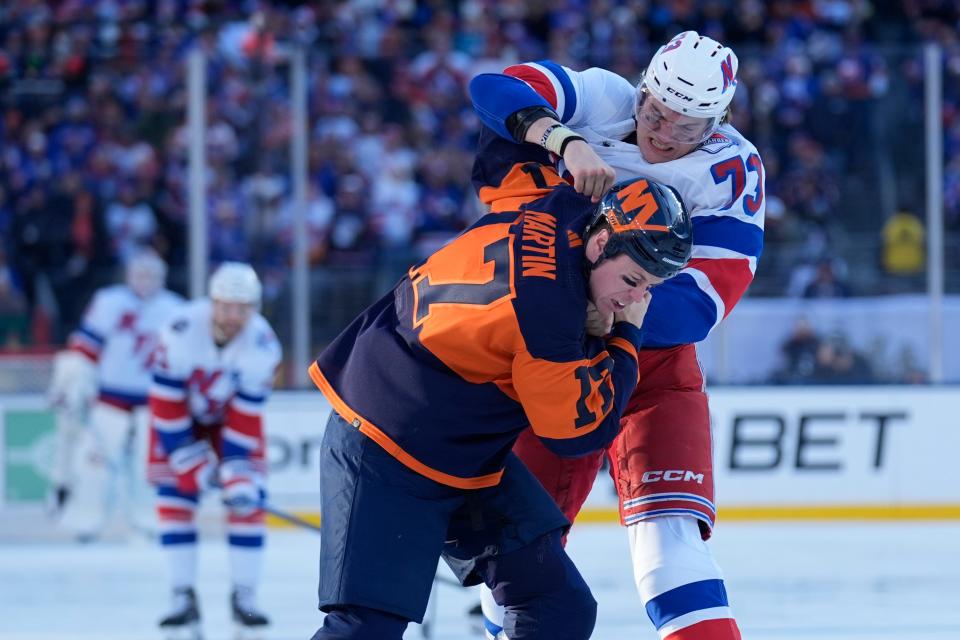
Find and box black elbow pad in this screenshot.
[507,106,560,143]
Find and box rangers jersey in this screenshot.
[147,299,281,481]
[310,164,645,490]
[470,61,765,347]
[68,284,184,408]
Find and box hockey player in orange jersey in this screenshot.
[307,162,693,640]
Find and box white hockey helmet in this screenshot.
[125,247,167,298]
[637,31,739,139]
[209,262,262,307]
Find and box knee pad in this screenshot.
[628,516,740,639]
[487,530,597,640]
[56,405,132,537]
[310,605,408,640]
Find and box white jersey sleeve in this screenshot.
[502,61,637,139]
[69,286,185,404]
[68,287,117,362]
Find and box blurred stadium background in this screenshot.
[0,0,958,389]
[2,1,960,638]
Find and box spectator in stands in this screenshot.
[325,173,376,266]
[104,180,158,263]
[0,246,28,346]
[0,0,956,351]
[772,317,822,385]
[803,259,853,298]
[881,208,925,291]
[811,333,876,385]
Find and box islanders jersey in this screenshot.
[68,284,184,409]
[147,299,281,483]
[310,165,645,490]
[470,61,765,347]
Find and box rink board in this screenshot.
[1,387,958,519]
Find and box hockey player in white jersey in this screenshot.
[147,262,281,640]
[469,31,765,640]
[48,248,184,540]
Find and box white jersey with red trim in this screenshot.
[147,299,280,483]
[150,299,281,426]
[482,62,766,347]
[67,284,184,406]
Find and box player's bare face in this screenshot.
[588,254,664,315]
[127,267,163,299]
[212,300,255,345]
[635,97,710,164]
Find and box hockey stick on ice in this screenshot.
[261,503,322,533]
[221,492,322,533]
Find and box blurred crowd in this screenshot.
[1,1,959,368]
[770,316,927,385]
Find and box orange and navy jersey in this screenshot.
[310,165,644,490]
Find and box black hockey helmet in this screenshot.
[585,177,693,279]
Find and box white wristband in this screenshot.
[542,125,585,156]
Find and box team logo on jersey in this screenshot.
[697,132,737,155]
[256,330,275,350]
[187,368,238,418]
[117,312,138,331]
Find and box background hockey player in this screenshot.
[47,248,183,540]
[146,262,281,639]
[306,159,693,640]
[470,30,765,640]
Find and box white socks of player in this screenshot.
[479,585,508,639]
[629,515,739,638]
[476,515,735,640]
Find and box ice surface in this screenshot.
[1,521,959,639]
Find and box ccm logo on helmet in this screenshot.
[665,86,694,103]
[641,469,705,484]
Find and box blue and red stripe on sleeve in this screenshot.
[469,60,579,141]
[641,215,762,347]
[67,326,104,362]
[503,61,578,123]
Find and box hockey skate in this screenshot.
[158,587,202,640]
[232,587,269,639]
[48,485,71,516]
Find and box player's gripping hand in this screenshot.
[563,140,616,203]
[585,301,614,337]
[613,291,652,329]
[219,459,261,517]
[169,440,218,495]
